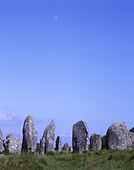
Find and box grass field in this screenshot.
[0,149,134,170]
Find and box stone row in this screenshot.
[0,115,134,154]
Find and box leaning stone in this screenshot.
[62,143,69,151]
[0,129,4,153]
[106,122,134,150]
[22,115,38,152]
[90,133,102,151]
[72,120,89,153]
[40,120,55,154]
[56,136,62,151]
[4,133,22,153]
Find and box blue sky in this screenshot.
[0,0,134,146]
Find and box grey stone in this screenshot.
[69,146,73,152]
[4,133,22,153]
[40,120,55,154]
[22,115,38,152]
[127,132,134,149]
[0,129,4,153]
[72,120,89,153]
[106,122,134,150]
[62,143,69,151]
[56,136,62,151]
[40,137,45,154]
[129,132,134,146]
[90,133,102,151]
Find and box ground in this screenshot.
[0,149,134,170]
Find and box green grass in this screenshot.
[0,149,134,170]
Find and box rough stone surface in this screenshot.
[40,137,45,154]
[90,133,102,151]
[62,143,69,151]
[129,132,134,145]
[22,115,38,152]
[128,132,134,149]
[69,147,73,152]
[4,133,22,153]
[106,122,134,150]
[72,120,89,153]
[0,129,4,153]
[56,136,62,151]
[40,120,55,154]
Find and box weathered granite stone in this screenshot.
[56,136,62,151]
[69,146,73,152]
[40,120,55,154]
[40,137,45,154]
[22,115,38,152]
[127,132,134,149]
[4,133,22,153]
[90,133,102,151]
[72,120,89,153]
[106,122,134,150]
[129,132,134,146]
[0,129,4,153]
[62,143,69,151]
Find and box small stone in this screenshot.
[0,129,4,153]
[129,132,134,145]
[4,133,22,153]
[90,133,102,151]
[62,143,69,151]
[40,137,45,154]
[127,132,134,149]
[22,115,38,152]
[69,146,73,152]
[56,136,62,151]
[72,120,89,153]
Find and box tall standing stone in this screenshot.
[40,120,55,154]
[56,136,62,151]
[72,120,89,153]
[4,133,22,154]
[22,115,38,152]
[90,133,102,151]
[62,143,69,151]
[106,122,134,150]
[0,128,4,153]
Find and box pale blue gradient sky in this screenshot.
[0,0,134,145]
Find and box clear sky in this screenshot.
[0,0,134,146]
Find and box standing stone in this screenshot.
[62,143,69,151]
[40,137,45,155]
[22,115,38,152]
[106,122,134,150]
[72,120,89,153]
[4,133,22,153]
[129,132,134,146]
[127,131,134,149]
[40,120,55,154]
[90,133,102,151]
[69,146,73,152]
[56,136,62,151]
[0,129,4,153]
